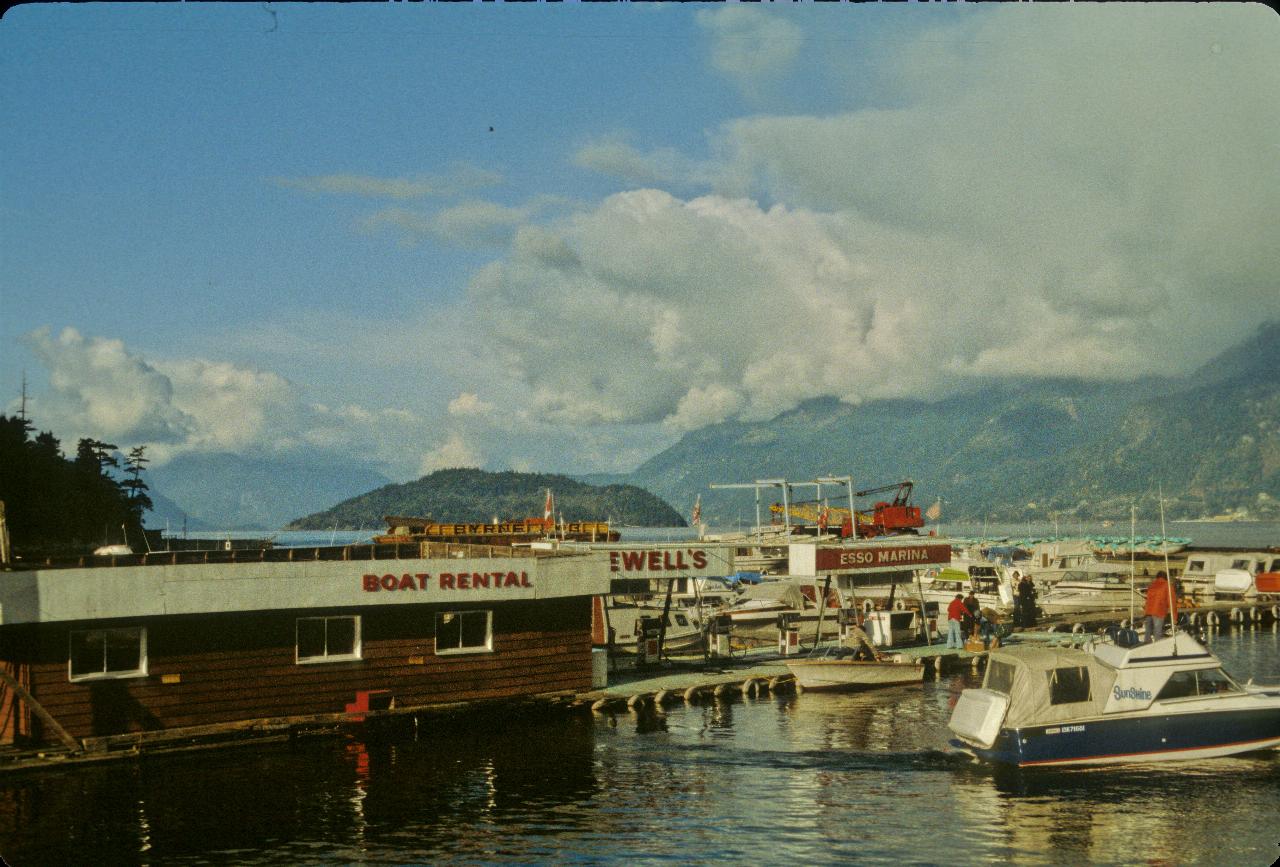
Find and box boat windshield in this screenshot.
[1156,668,1244,700]
[984,659,1017,695]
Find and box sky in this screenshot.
[2,3,1278,484]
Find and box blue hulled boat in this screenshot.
[949,632,1280,767]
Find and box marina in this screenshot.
[0,625,1276,865]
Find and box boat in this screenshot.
[920,565,1014,611]
[721,578,844,643]
[603,602,707,656]
[1020,539,1102,585]
[1035,565,1152,615]
[375,515,619,546]
[948,631,1280,767]
[1181,550,1280,601]
[786,644,926,690]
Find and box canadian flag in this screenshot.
[544,489,555,522]
[691,495,702,526]
[818,503,829,531]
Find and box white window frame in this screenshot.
[68,626,148,682]
[435,610,493,656]
[296,615,362,664]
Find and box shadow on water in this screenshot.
[0,710,601,864]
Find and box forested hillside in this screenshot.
[610,323,1280,524]
[0,414,152,556]
[289,468,685,530]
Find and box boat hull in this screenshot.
[786,659,925,691]
[955,705,1280,767]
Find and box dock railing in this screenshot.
[12,540,577,571]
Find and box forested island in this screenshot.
[0,413,152,557]
[289,468,686,530]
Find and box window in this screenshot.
[69,627,147,681]
[1231,559,1253,571]
[1156,671,1198,700]
[1195,668,1241,695]
[985,660,1016,695]
[1047,666,1091,704]
[1158,668,1241,700]
[296,616,361,663]
[435,610,492,654]
[1187,559,1206,573]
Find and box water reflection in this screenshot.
[0,634,1276,864]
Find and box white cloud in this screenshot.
[362,200,545,249]
[272,164,503,199]
[697,8,804,80]
[18,327,433,473]
[418,432,483,475]
[447,392,494,417]
[460,6,1280,433]
[574,136,702,189]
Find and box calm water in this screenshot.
[2,628,1278,866]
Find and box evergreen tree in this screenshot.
[122,445,154,520]
[0,416,147,556]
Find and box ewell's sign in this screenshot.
[789,542,951,576]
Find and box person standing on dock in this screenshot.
[1143,571,1177,642]
[946,594,968,649]
[1015,573,1038,628]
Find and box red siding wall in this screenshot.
[0,597,592,744]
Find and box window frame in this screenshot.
[68,626,148,682]
[295,615,362,665]
[1047,665,1092,705]
[434,609,494,656]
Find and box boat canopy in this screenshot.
[734,580,806,609]
[983,645,1118,729]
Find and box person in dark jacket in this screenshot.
[963,591,981,638]
[1016,574,1038,628]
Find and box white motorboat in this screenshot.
[1036,566,1152,615]
[920,565,1014,611]
[949,632,1280,767]
[786,644,926,691]
[605,603,706,656]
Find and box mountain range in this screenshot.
[146,453,391,530]
[586,322,1280,524]
[143,323,1278,530]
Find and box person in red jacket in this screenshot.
[946,594,968,649]
[1143,571,1177,642]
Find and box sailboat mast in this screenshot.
[1159,486,1176,644]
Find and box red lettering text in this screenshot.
[692,550,707,569]
[439,573,455,589]
[363,574,380,592]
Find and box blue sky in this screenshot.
[3,3,1278,482]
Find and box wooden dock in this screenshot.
[575,598,1280,714]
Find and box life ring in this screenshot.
[893,599,906,611]
[1071,623,1085,634]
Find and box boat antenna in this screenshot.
[1159,485,1176,649]
[1128,503,1136,627]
